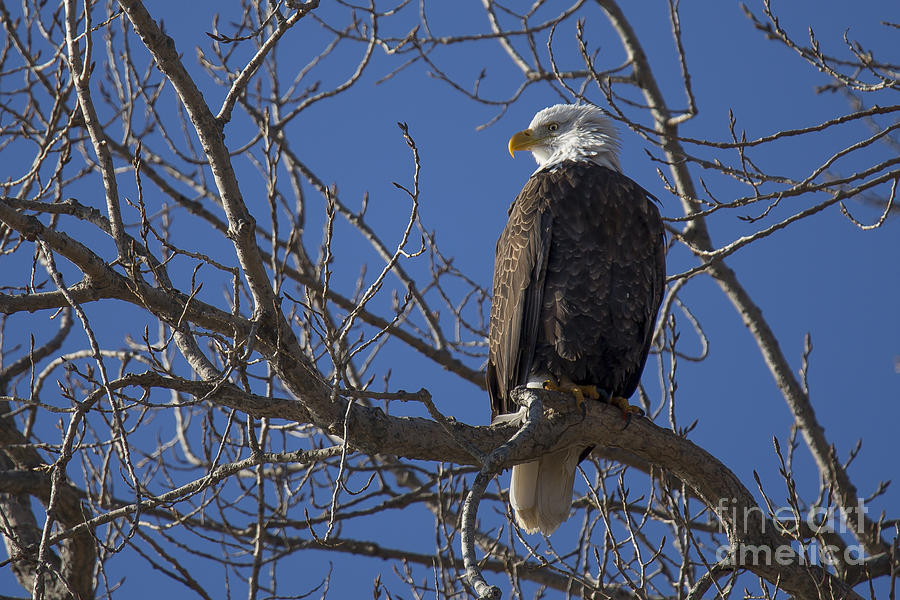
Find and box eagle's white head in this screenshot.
[508,104,621,173]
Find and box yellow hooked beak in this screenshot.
[508,128,545,157]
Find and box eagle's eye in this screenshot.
[547,122,559,132]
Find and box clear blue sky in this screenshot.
[2,1,897,598]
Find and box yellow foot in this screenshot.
[542,380,600,410]
[608,396,645,427]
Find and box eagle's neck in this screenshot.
[536,152,620,175]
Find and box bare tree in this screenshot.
[1,1,897,599]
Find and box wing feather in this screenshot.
[486,177,551,419]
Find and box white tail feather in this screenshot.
[509,448,581,535]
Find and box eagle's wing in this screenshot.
[606,171,666,398]
[635,196,667,394]
[486,175,552,419]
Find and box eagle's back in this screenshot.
[487,161,665,418]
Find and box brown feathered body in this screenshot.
[486,160,665,534]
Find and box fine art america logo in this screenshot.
[714,497,871,566]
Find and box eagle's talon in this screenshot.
[543,380,600,412]
[581,385,601,401]
[608,396,644,428]
[571,387,584,408]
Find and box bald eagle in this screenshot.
[486,104,666,535]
